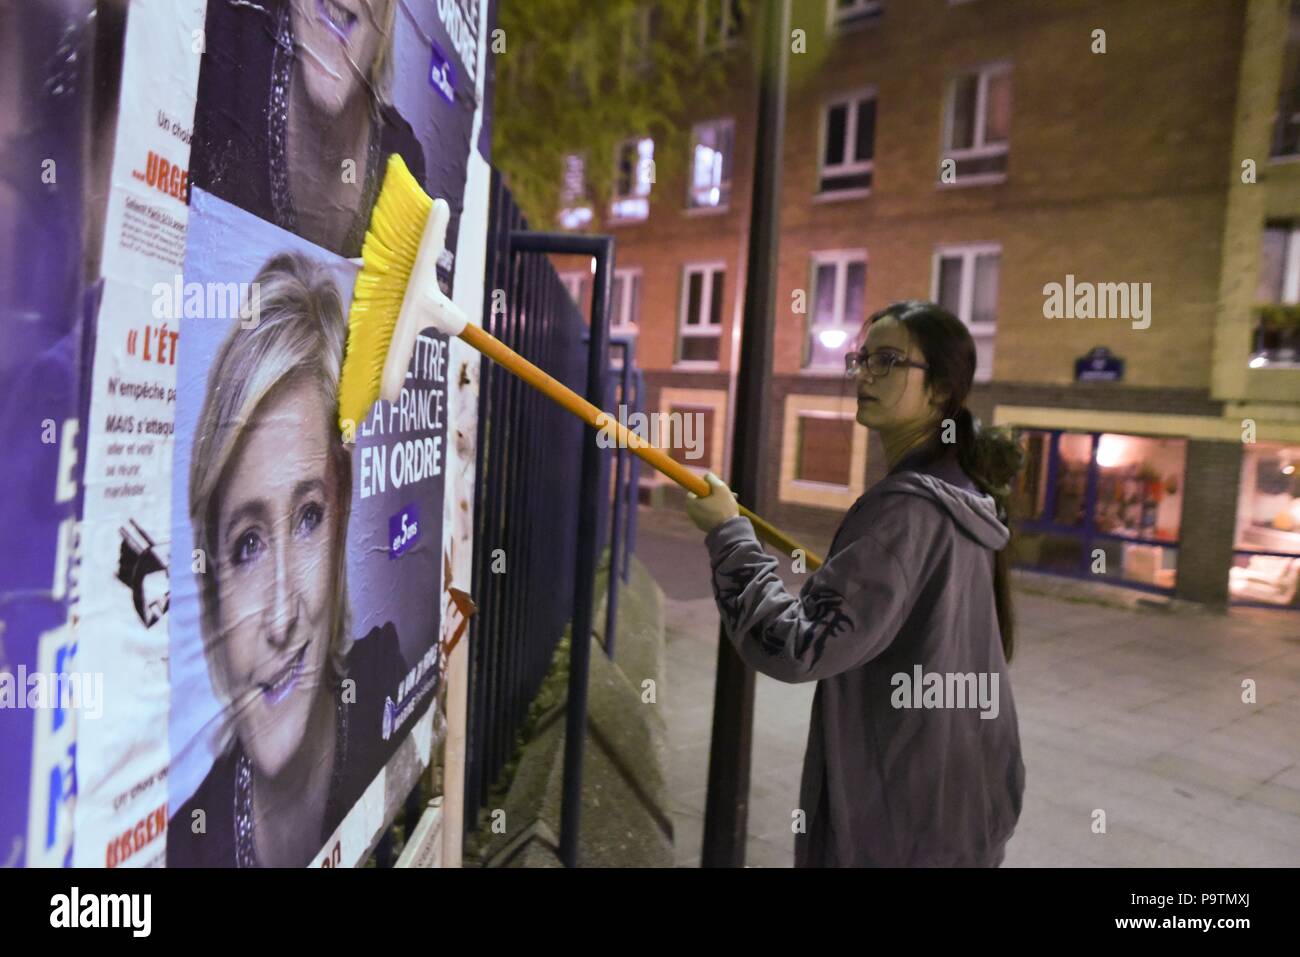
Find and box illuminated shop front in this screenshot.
[1231,443,1300,608]
[1012,430,1187,594]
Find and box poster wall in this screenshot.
[0,0,491,867]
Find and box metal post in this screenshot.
[511,231,615,867]
[1082,432,1101,577]
[701,0,789,868]
[604,337,632,659]
[626,368,644,580]
[621,341,639,583]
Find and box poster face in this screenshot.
[165,191,448,867]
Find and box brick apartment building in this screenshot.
[539,0,1300,609]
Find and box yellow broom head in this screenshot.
[338,153,434,438]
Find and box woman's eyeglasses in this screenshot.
[845,349,930,378]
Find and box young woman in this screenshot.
[685,299,1027,867]
[168,252,406,867]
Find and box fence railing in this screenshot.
[464,170,639,860]
[595,334,645,658]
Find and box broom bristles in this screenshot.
[338,153,434,435]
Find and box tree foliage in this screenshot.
[492,0,752,228]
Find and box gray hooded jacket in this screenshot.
[703,451,1025,867]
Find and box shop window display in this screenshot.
[1011,430,1186,592]
[1231,444,1300,607]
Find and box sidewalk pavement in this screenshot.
[636,504,1300,868]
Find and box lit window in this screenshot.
[611,137,654,222]
[1252,223,1300,368]
[1012,430,1186,592]
[678,263,725,365]
[1233,442,1300,605]
[933,244,1000,382]
[942,63,1011,183]
[688,118,735,210]
[558,153,592,229]
[819,90,875,194]
[806,251,866,369]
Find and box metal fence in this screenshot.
[595,335,645,657]
[464,170,642,856]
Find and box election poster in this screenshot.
[164,189,449,867]
[162,0,486,867]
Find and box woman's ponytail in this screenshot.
[954,407,1024,525]
[953,406,1024,663]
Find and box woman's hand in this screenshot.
[685,472,740,533]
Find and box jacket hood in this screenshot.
[879,470,1010,551]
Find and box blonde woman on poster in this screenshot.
[168,252,407,867]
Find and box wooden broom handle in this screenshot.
[460,323,825,571]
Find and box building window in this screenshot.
[1273,0,1300,158]
[779,394,868,509]
[665,404,716,467]
[688,118,735,210]
[806,250,867,369]
[941,63,1011,183]
[796,413,856,486]
[677,263,725,365]
[559,153,593,230]
[610,268,641,333]
[700,0,744,49]
[1232,442,1300,606]
[611,137,654,223]
[606,269,640,371]
[1252,223,1300,368]
[933,243,999,382]
[1012,430,1186,593]
[819,90,875,194]
[828,0,882,29]
[1257,223,1299,304]
[656,387,728,478]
